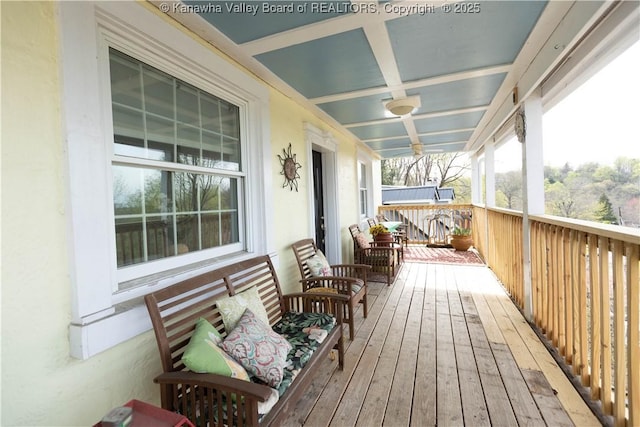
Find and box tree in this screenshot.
[594,194,618,224]
[495,170,522,210]
[381,153,469,187]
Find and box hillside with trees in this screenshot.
[494,157,639,227]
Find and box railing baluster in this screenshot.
[612,240,625,426]
[588,234,601,400]
[627,242,639,427]
[600,236,613,415]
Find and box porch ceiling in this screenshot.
[162,1,610,159]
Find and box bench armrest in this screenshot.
[154,371,273,426]
[299,276,365,294]
[154,371,273,402]
[283,292,348,324]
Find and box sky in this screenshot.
[494,39,640,172]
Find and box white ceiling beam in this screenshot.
[310,64,511,105]
[344,105,488,128]
[241,1,449,56]
[363,128,475,144]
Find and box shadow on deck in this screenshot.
[279,256,601,426]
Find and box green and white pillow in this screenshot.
[181,317,249,381]
[216,286,270,332]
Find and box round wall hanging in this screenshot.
[277,143,302,191]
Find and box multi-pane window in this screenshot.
[109,49,242,268]
[359,162,368,216]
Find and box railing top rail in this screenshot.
[530,214,640,244]
[482,206,524,218]
[379,203,473,210]
[472,206,639,244]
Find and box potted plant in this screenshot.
[369,224,393,243]
[450,226,473,251]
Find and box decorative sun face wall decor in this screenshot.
[277,143,302,191]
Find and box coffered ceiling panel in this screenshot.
[164,1,613,158]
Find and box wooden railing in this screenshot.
[479,206,639,427]
[377,203,473,246]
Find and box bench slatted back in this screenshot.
[218,256,286,326]
[145,270,229,374]
[145,255,286,375]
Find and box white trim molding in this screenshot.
[59,1,271,359]
[304,123,341,265]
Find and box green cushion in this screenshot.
[216,286,270,331]
[181,318,250,381]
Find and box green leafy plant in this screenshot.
[451,226,472,236]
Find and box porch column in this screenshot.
[471,153,481,204]
[484,142,496,207]
[521,90,545,321]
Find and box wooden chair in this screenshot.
[291,239,370,340]
[370,216,406,258]
[348,224,400,286]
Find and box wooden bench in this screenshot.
[144,255,348,426]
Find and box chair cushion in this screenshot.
[355,232,371,249]
[216,286,270,331]
[272,311,337,395]
[181,317,250,381]
[306,250,332,277]
[221,309,292,388]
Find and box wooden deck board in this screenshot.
[290,256,598,427]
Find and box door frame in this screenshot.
[304,123,341,265]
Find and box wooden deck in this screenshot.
[279,257,602,426]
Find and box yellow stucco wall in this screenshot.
[269,88,362,295]
[1,2,368,425]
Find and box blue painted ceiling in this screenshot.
[182,0,548,158]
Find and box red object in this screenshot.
[95,400,194,427]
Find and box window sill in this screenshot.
[69,251,280,360]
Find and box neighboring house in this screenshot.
[382,185,456,204]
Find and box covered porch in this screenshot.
[277,259,599,426]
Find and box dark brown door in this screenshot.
[312,150,326,253]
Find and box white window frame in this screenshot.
[358,162,369,218]
[357,149,374,220]
[60,2,273,359]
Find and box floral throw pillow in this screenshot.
[220,309,292,388]
[181,318,250,381]
[306,250,332,277]
[355,232,371,249]
[216,286,270,332]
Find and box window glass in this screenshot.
[358,162,368,216]
[109,48,243,270]
[494,136,522,210]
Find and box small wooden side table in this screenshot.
[94,399,194,427]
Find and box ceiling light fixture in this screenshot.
[384,95,421,116]
[411,143,423,159]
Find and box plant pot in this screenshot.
[374,232,394,245]
[450,235,473,251]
